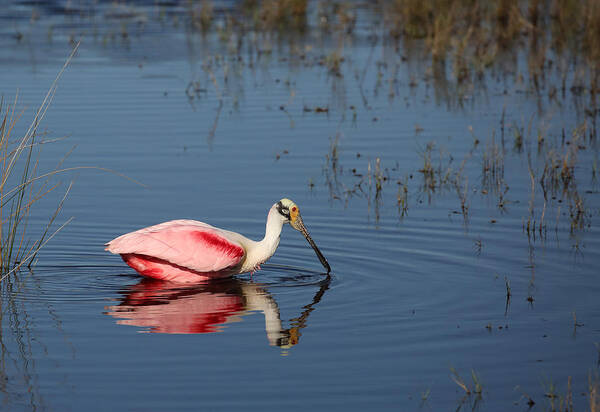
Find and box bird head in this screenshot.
[275,198,331,273]
[275,198,299,226]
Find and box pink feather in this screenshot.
[106,280,245,333]
[105,220,246,282]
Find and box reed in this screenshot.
[0,44,79,281]
[188,0,214,33]
[382,0,600,91]
[397,176,408,217]
[542,375,577,412]
[590,371,600,412]
[241,0,308,32]
[450,367,483,396]
[418,142,437,193]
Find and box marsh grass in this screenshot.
[481,132,505,195]
[36,0,600,113]
[450,367,483,410]
[320,113,593,247]
[535,123,591,233]
[167,0,599,240]
[323,141,398,222]
[542,375,577,412]
[189,0,213,33]
[450,367,483,396]
[175,0,600,81]
[324,132,343,201]
[417,142,457,201]
[382,0,600,94]
[0,44,78,281]
[0,44,81,411]
[397,175,408,218]
[367,157,387,222]
[241,0,308,32]
[418,142,437,193]
[590,372,600,412]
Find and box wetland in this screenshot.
[0,0,599,410]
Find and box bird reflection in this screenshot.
[105,274,331,348]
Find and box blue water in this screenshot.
[1,2,599,411]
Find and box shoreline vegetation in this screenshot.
[0,44,79,281]
[7,1,600,97]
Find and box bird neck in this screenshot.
[260,207,284,254]
[241,207,284,273]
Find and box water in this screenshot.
[1,2,599,411]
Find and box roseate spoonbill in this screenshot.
[106,275,331,347]
[105,199,331,283]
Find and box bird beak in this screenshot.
[291,214,331,273]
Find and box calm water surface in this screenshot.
[1,2,599,411]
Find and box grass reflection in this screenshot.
[0,267,75,410]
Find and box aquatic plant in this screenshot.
[0,44,81,412]
[241,0,308,32]
[450,367,483,396]
[590,371,600,412]
[0,46,78,281]
[382,0,600,93]
[542,375,576,412]
[450,367,483,410]
[368,157,386,223]
[522,371,600,412]
[188,0,214,33]
[418,142,437,193]
[397,176,409,218]
[93,0,597,242]
[481,132,505,194]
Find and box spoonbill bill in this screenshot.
[105,199,331,283]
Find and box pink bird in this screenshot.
[105,278,303,346]
[105,198,331,283]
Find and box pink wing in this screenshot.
[106,281,245,333]
[105,220,246,273]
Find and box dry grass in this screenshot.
[542,375,575,412]
[189,0,213,33]
[52,1,600,100]
[590,372,600,412]
[367,157,387,222]
[242,0,308,32]
[482,132,504,193]
[450,367,483,396]
[418,142,437,192]
[380,0,600,92]
[397,176,408,218]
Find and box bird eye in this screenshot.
[277,202,290,217]
[291,207,297,212]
